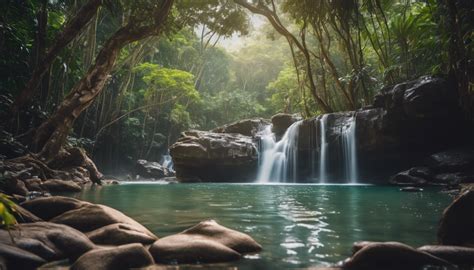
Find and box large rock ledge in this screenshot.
[390,148,474,187]
[170,130,258,182]
[297,75,470,182]
[0,196,262,269]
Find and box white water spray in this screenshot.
[318,114,328,183]
[161,154,174,173]
[342,117,358,183]
[256,121,302,183]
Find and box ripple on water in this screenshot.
[71,184,452,269]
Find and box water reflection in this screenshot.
[71,184,451,269]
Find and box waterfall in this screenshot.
[161,154,174,173]
[318,114,328,183]
[342,117,358,183]
[256,121,302,183]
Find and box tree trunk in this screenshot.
[234,0,332,113]
[34,0,49,107]
[11,0,103,113]
[445,0,472,123]
[32,0,174,161]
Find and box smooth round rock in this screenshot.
[86,223,157,245]
[72,243,154,270]
[345,242,453,270]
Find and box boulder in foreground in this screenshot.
[344,242,453,270]
[72,243,154,270]
[0,242,46,270]
[21,196,85,220]
[149,219,261,264]
[86,223,158,245]
[21,196,157,243]
[0,222,95,262]
[50,202,155,236]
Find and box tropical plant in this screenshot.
[0,192,18,230]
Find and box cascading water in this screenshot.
[160,154,174,173]
[256,115,358,184]
[342,117,358,183]
[256,121,302,183]
[318,114,328,183]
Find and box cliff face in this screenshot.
[170,76,472,183]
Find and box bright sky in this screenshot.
[217,14,267,52]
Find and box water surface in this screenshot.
[71,183,451,269]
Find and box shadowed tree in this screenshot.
[32,0,175,161]
[234,0,333,113]
[11,0,105,113]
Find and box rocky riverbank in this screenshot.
[2,186,473,269]
[0,196,262,269]
[0,146,104,200]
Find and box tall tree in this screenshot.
[443,0,473,122]
[32,0,175,161]
[234,0,333,113]
[11,0,104,113]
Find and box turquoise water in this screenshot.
[71,183,452,269]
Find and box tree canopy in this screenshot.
[0,0,471,171]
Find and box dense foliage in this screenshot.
[0,0,471,171]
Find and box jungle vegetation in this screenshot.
[0,0,472,172]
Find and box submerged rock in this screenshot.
[170,130,258,182]
[149,220,261,264]
[400,187,424,192]
[72,243,154,270]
